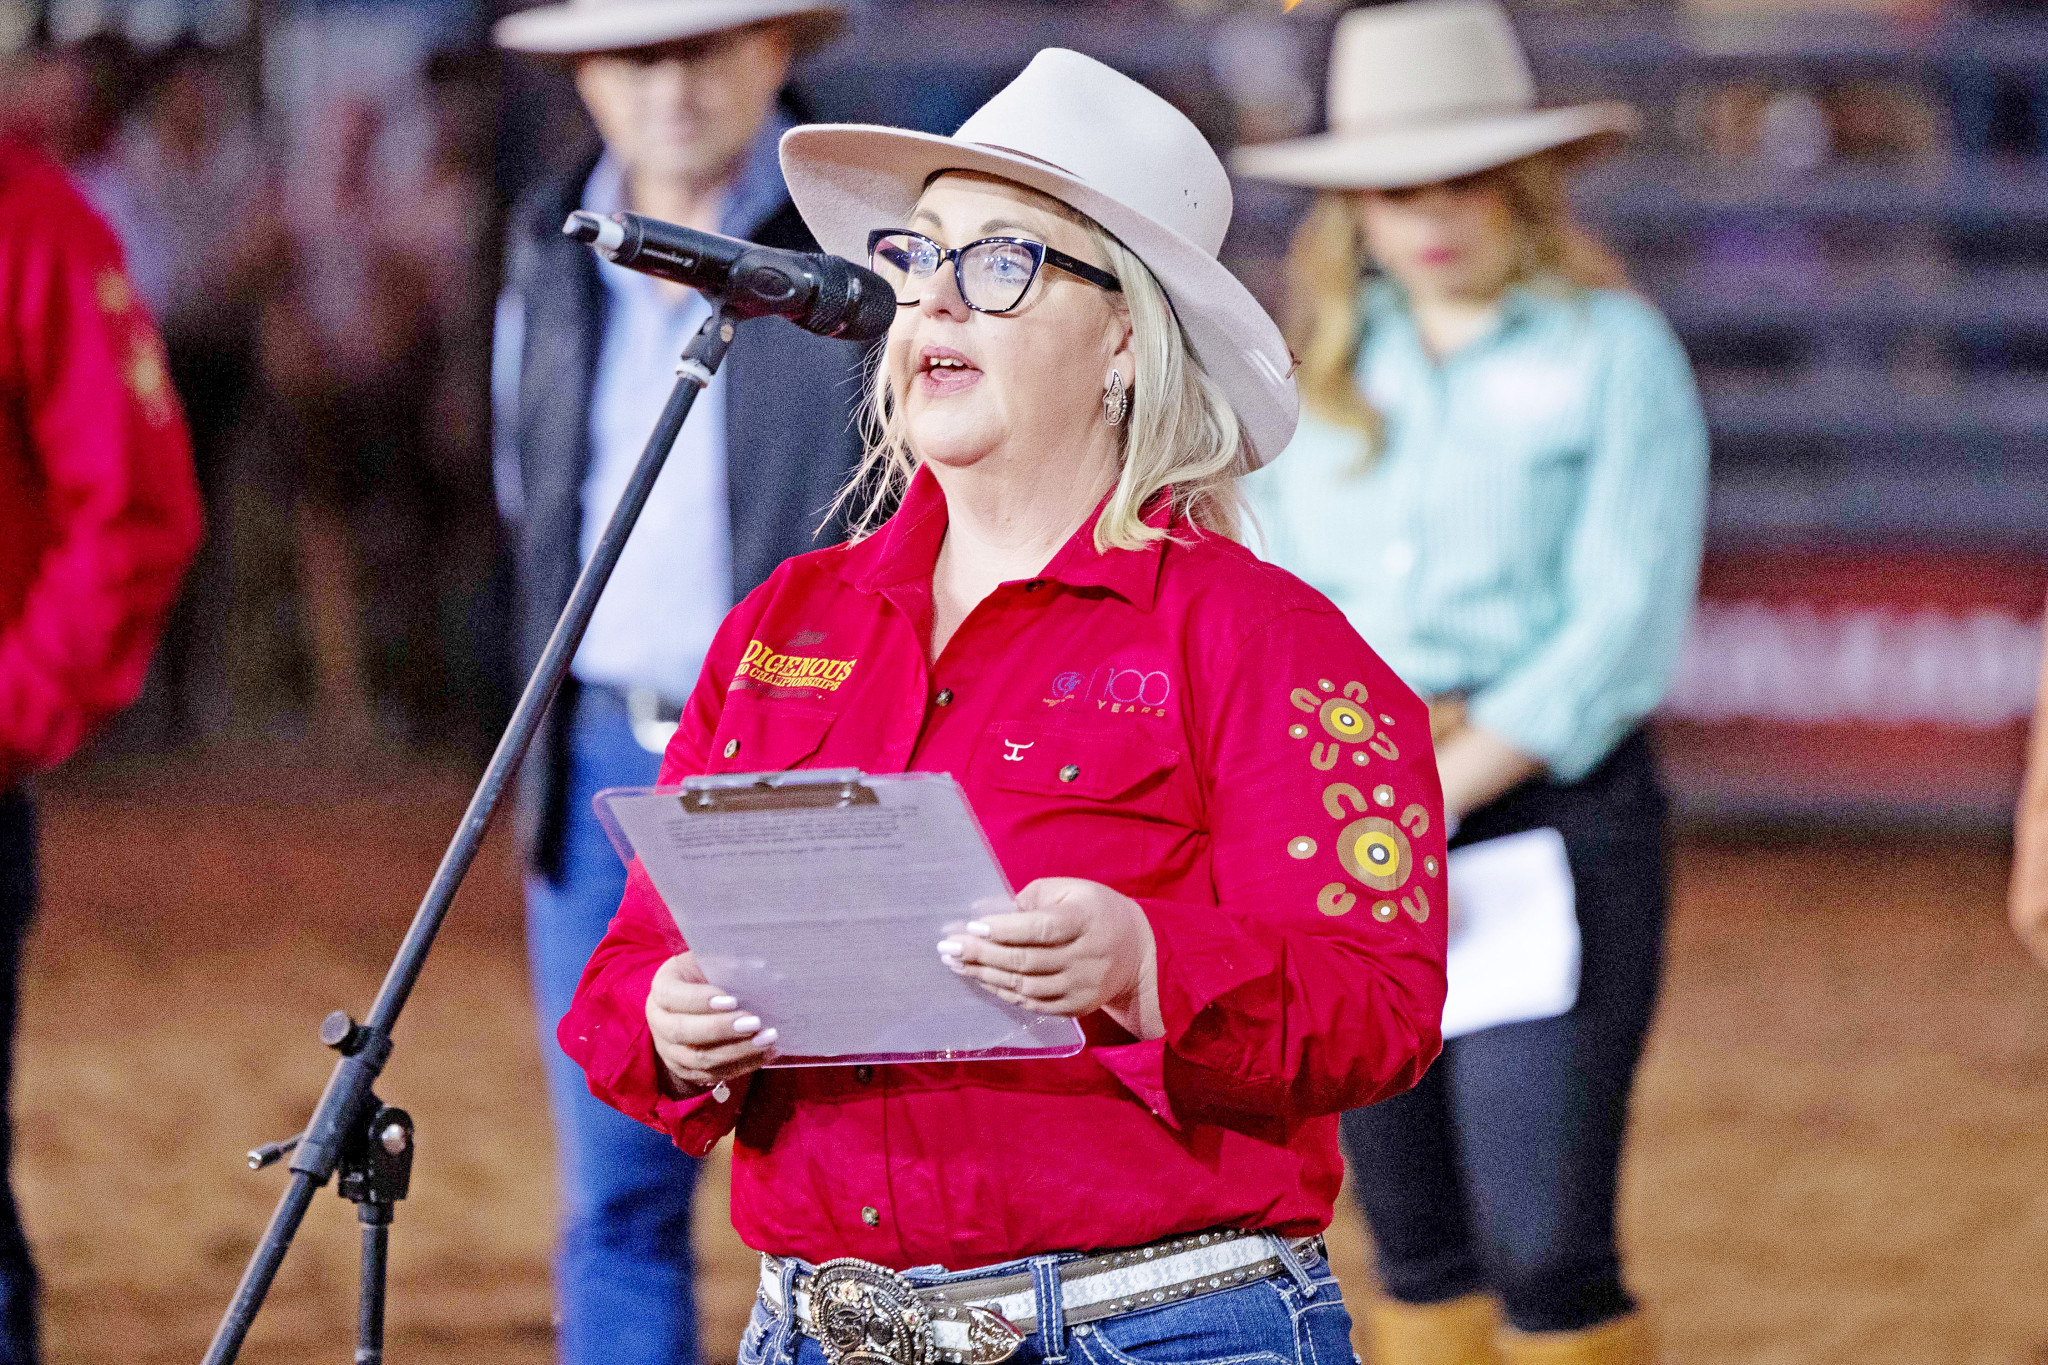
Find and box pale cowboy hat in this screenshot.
[778,48,1299,470]
[1232,0,1637,190]
[494,0,845,58]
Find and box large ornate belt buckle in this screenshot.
[811,1259,934,1365]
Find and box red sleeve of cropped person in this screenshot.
[0,136,203,786]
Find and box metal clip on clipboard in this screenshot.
[596,770,1085,1067]
[678,768,879,813]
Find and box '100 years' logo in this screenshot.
[1044,664,1173,716]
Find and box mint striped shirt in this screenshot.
[1248,282,1709,782]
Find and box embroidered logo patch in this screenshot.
[1041,670,1086,708]
[1091,665,1172,717]
[734,639,857,692]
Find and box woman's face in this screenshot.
[1355,172,1518,305]
[883,173,1132,477]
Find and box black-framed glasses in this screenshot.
[867,229,1122,314]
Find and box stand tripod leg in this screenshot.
[357,1204,391,1365]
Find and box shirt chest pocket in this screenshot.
[973,721,1187,814]
[969,722,1195,891]
[704,699,837,775]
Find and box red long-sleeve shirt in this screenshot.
[0,136,202,786]
[560,467,1447,1270]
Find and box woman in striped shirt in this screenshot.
[1236,4,1709,1364]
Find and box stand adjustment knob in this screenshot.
[321,1011,364,1055]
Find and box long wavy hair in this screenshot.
[1286,148,1630,459]
[831,180,1253,552]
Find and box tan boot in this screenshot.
[1495,1313,1651,1365]
[1365,1292,1502,1365]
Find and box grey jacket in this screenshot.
[498,121,868,879]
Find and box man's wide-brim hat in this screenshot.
[1233,0,1636,190]
[494,0,844,58]
[779,48,1299,470]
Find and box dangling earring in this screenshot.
[1102,369,1129,427]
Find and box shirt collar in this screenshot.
[839,466,1171,612]
[581,108,795,243]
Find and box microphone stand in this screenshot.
[201,302,744,1365]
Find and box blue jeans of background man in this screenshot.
[0,791,41,1365]
[1341,731,1668,1336]
[740,1238,1351,1365]
[526,689,701,1365]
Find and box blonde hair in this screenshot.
[832,184,1252,552]
[1286,148,1630,456]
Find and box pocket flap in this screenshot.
[979,722,1180,803]
[708,700,837,773]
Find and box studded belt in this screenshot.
[760,1228,1325,1365]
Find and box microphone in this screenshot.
[564,210,898,343]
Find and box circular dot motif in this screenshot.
[1318,679,1335,693]
[1287,836,1318,860]
[1336,816,1413,892]
[1318,698,1373,743]
[1288,723,1308,739]
[1352,751,1369,765]
[1424,856,1440,877]
[1372,784,1396,807]
[1372,901,1397,923]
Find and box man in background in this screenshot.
[2011,609,2048,969]
[489,3,861,1362]
[0,101,204,1364]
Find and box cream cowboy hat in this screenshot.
[493,0,844,58]
[1232,0,1636,190]
[778,48,1299,470]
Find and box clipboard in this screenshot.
[594,770,1087,1067]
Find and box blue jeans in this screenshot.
[740,1241,1352,1365]
[1341,732,1667,1336]
[0,792,36,1365]
[526,690,701,1365]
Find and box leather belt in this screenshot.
[760,1228,1324,1365]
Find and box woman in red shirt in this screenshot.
[560,49,1448,1365]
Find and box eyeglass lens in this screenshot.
[870,233,1043,312]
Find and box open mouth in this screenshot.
[915,346,982,394]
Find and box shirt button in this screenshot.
[861,1206,881,1228]
[1059,764,1080,783]
[934,688,954,707]
[854,1066,873,1085]
[722,739,740,759]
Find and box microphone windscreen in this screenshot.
[816,257,900,343]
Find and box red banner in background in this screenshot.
[1656,550,2047,819]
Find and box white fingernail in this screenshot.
[966,921,992,937]
[937,939,963,956]
[755,1028,778,1046]
[709,995,738,1011]
[733,1015,761,1035]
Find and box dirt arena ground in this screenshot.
[17,750,2048,1364]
